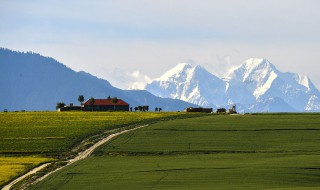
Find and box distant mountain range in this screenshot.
[146,58,320,112]
[2,47,319,112]
[0,48,196,111]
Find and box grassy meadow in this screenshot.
[31,114,320,190]
[0,111,197,188]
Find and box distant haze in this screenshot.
[1,0,320,89]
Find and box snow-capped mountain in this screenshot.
[227,58,320,111]
[145,58,320,112]
[146,63,227,108]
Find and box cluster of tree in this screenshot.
[107,96,119,103]
[133,105,149,112]
[129,106,162,112]
[155,107,162,112]
[56,102,66,109]
[56,95,87,110]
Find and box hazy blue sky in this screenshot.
[1,0,320,89]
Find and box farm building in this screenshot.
[216,108,227,113]
[83,99,129,111]
[216,105,237,114]
[184,107,213,113]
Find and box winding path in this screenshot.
[2,125,148,190]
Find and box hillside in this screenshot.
[0,48,196,111]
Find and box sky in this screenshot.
[1,0,320,89]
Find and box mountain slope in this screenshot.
[0,48,196,111]
[249,97,297,113]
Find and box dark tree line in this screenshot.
[131,106,162,112]
[133,105,149,112]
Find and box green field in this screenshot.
[0,156,55,186]
[0,111,196,188]
[31,114,320,189]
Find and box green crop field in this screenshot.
[0,111,197,188]
[31,114,320,190]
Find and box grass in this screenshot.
[30,114,320,189]
[0,111,201,188]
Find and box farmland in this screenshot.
[31,114,320,189]
[0,111,198,188]
[0,156,54,186]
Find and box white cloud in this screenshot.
[127,70,152,90]
[96,68,151,90]
[202,55,235,78]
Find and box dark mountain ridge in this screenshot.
[0,48,196,111]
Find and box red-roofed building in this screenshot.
[83,98,129,111]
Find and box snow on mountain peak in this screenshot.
[146,63,227,107]
[241,58,277,80]
[229,58,275,80]
[158,63,193,81]
[227,58,279,99]
[245,58,270,67]
[177,62,193,69]
[293,73,311,89]
[226,58,320,111]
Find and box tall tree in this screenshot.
[88,97,95,111]
[78,95,84,111]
